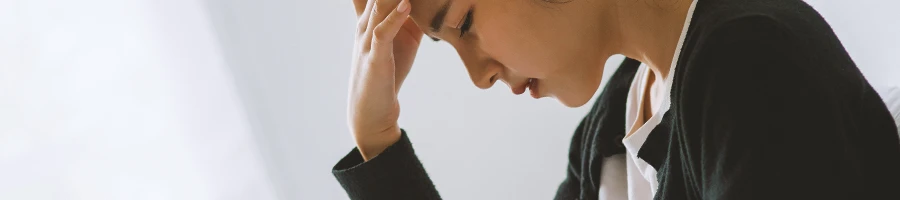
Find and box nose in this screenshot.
[454,44,503,90]
[468,60,503,89]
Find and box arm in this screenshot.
[334,58,642,200]
[336,0,435,198]
[333,130,441,200]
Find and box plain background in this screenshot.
[2,0,277,199]
[2,0,898,200]
[207,0,899,199]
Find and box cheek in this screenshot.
[478,24,555,78]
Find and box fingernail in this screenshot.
[397,0,409,12]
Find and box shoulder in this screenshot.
[678,0,848,86]
[690,0,835,49]
[695,0,828,30]
[673,0,851,110]
[679,14,800,94]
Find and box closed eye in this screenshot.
[459,9,474,38]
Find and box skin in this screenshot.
[349,0,694,160]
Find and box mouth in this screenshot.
[511,78,541,99]
[527,78,540,99]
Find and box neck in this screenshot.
[614,0,693,81]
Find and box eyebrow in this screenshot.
[429,1,451,41]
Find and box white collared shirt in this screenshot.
[597,0,697,199]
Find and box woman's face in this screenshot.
[409,0,618,107]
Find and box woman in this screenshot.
[334,0,900,199]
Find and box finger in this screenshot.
[370,0,411,52]
[365,0,400,36]
[356,0,376,34]
[353,0,368,16]
[392,20,421,92]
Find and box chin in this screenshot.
[551,82,601,108]
[556,93,594,108]
[546,76,602,108]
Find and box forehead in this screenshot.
[409,0,450,34]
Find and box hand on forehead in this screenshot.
[352,0,410,16]
[351,0,468,40]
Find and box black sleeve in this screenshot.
[678,15,900,199]
[332,130,441,200]
[332,127,586,200]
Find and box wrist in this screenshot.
[355,125,402,161]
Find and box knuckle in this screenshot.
[364,55,380,67]
[372,36,385,45]
[372,26,390,42]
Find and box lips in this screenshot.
[527,78,539,99]
[511,78,540,98]
[512,81,528,95]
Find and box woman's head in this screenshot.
[407,0,623,107]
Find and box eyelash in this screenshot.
[459,9,474,38]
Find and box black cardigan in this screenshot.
[332,0,900,199]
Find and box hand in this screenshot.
[348,0,423,160]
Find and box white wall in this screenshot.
[203,0,899,199]
[809,1,900,87]
[1,0,277,199]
